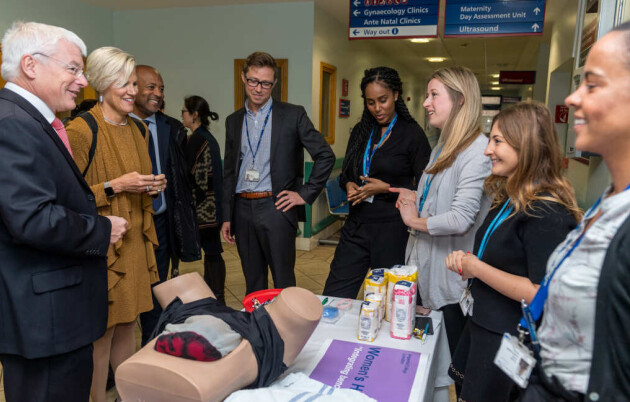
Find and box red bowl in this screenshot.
[242,289,282,312]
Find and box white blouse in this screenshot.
[538,185,630,393]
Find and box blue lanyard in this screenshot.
[244,104,272,166]
[362,114,397,178]
[466,199,513,288]
[477,198,513,260]
[519,183,630,337]
[417,146,443,213]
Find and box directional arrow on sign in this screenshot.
[353,29,360,36]
[533,7,541,15]
[353,9,361,17]
[531,23,540,32]
[353,0,360,6]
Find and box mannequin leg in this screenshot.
[204,254,226,305]
[90,326,115,402]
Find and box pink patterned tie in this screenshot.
[51,118,74,157]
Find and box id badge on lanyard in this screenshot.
[459,287,474,316]
[245,168,260,182]
[495,299,538,387]
[494,331,536,388]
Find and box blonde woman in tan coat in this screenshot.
[66,46,166,402]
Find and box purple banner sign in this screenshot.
[309,339,421,401]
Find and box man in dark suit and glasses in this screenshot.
[0,21,128,402]
[222,51,335,295]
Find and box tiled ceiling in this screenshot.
[81,0,574,91]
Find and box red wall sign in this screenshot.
[342,79,349,97]
[499,71,536,84]
[555,105,569,123]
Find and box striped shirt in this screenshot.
[236,98,273,193]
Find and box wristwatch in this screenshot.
[104,182,115,198]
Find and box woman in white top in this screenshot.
[518,22,630,402]
[391,66,491,358]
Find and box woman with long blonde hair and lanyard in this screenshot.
[391,66,492,365]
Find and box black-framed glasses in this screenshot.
[33,52,84,78]
[181,109,189,115]
[244,76,274,89]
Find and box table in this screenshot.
[285,297,453,402]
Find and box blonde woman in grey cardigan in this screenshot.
[391,66,491,360]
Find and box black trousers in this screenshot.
[323,216,409,299]
[234,197,297,295]
[140,212,171,345]
[0,344,93,402]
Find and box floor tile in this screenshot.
[305,273,329,286]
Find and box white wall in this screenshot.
[113,2,316,156]
[544,0,579,104]
[0,0,113,52]
[532,43,550,102]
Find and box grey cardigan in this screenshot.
[406,134,491,309]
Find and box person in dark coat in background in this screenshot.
[182,95,226,304]
[132,65,201,346]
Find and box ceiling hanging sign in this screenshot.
[444,0,546,38]
[499,70,536,84]
[349,0,439,40]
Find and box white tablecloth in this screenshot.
[284,297,453,402]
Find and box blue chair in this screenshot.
[319,177,348,246]
[325,177,349,216]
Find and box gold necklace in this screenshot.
[103,115,128,126]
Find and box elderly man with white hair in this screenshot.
[0,21,128,402]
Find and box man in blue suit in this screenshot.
[132,65,200,345]
[0,21,128,402]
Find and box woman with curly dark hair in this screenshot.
[323,66,431,298]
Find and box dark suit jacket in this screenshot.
[222,100,334,225]
[154,112,201,261]
[0,88,111,359]
[587,213,630,401]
